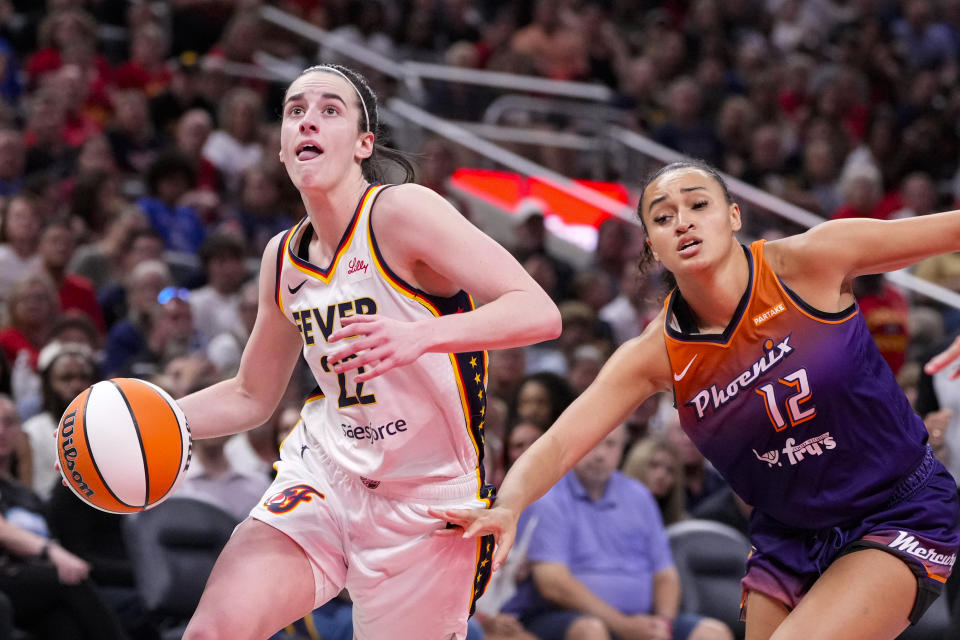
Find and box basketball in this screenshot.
[57,378,193,514]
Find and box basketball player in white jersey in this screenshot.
[176,64,561,640]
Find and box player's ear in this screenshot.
[356,131,374,160]
[729,203,742,233]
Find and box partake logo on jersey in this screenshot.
[752,303,785,327]
[687,334,795,420]
[753,431,836,468]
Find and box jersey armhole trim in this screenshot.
[367,186,475,317]
[275,224,298,313]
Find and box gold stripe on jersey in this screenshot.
[284,185,381,285]
[276,225,298,315]
[367,220,491,506]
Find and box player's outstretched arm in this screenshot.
[327,184,561,381]
[769,210,960,288]
[433,314,672,569]
[178,233,304,439]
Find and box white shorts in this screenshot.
[250,422,494,640]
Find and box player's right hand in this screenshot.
[428,505,518,571]
[925,334,960,378]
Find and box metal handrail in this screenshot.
[608,126,825,229]
[402,61,613,102]
[482,94,628,126]
[386,99,634,222]
[607,125,960,310]
[259,5,613,103]
[453,122,598,151]
[260,5,410,81]
[259,4,960,311]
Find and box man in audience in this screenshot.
[504,425,733,640]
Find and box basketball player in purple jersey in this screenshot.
[175,64,561,640]
[438,160,960,640]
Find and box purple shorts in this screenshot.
[741,446,959,624]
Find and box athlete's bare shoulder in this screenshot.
[371,183,466,246]
[373,183,458,227]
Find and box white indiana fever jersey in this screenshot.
[274,184,489,486]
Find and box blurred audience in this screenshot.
[0,394,129,640]
[622,435,688,526]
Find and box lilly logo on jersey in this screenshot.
[263,484,325,514]
[347,257,369,275]
[687,335,795,420]
[753,431,836,468]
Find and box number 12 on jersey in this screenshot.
[755,368,816,431]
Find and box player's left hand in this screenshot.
[327,315,427,382]
[925,334,960,379]
[428,505,518,572]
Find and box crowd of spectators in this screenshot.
[0,0,954,638]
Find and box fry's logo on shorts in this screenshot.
[263,484,325,514]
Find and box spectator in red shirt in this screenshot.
[36,220,105,334]
[26,9,101,86]
[0,272,60,372]
[174,108,221,195]
[854,274,910,376]
[829,163,899,220]
[112,22,172,97]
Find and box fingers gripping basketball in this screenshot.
[57,378,193,513]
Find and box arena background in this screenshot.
[0,1,957,639]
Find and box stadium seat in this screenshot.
[122,497,240,640]
[896,593,952,640]
[666,519,751,640]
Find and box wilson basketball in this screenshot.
[57,378,192,514]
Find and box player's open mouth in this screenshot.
[296,142,324,161]
[678,239,701,254]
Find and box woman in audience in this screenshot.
[0,194,43,303]
[623,436,688,525]
[508,371,576,430]
[0,394,128,640]
[21,341,98,499]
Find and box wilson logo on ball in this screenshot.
[57,378,193,514]
[59,409,94,498]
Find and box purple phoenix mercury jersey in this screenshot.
[664,240,931,529]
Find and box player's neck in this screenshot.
[301,175,370,251]
[675,243,749,333]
